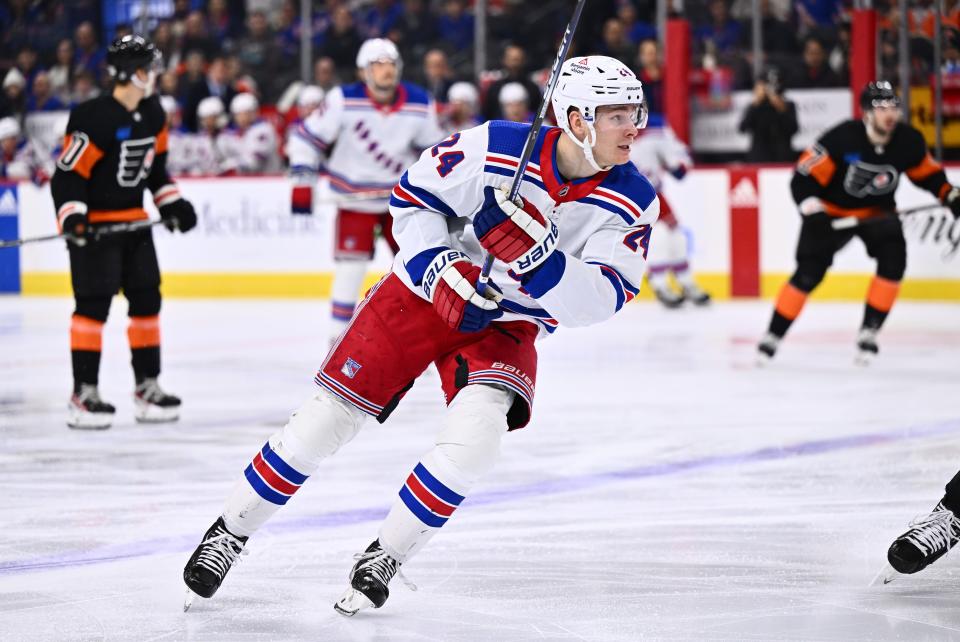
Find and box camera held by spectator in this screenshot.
[738,67,799,163]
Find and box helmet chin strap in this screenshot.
[132,70,157,97]
[568,121,612,173]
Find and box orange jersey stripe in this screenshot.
[797,146,836,187]
[866,276,900,313]
[156,125,169,154]
[128,315,161,348]
[88,208,149,223]
[822,202,888,220]
[60,133,105,179]
[774,283,809,321]
[906,152,944,181]
[71,315,104,351]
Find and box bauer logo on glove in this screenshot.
[473,184,560,274]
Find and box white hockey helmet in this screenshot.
[0,116,20,140]
[448,81,479,107]
[230,92,259,115]
[498,82,528,106]
[197,96,225,119]
[551,55,647,171]
[297,84,325,108]
[356,38,403,77]
[159,95,178,114]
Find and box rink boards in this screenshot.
[3,168,959,300]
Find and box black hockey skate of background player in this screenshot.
[51,35,197,429]
[757,80,960,364]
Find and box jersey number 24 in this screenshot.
[431,133,464,177]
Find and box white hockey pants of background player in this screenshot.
[222,384,513,564]
[329,259,367,343]
[646,220,699,293]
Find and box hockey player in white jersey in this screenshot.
[629,113,711,307]
[219,92,281,175]
[160,95,193,176]
[286,38,445,341]
[183,55,658,616]
[0,116,55,185]
[192,96,232,176]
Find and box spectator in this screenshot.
[151,22,181,72]
[68,69,100,106]
[738,68,798,162]
[73,21,105,78]
[423,49,454,103]
[26,72,65,112]
[636,39,663,115]
[482,44,542,121]
[159,70,179,99]
[828,22,851,83]
[276,0,303,62]
[695,0,744,57]
[598,18,634,63]
[498,82,530,123]
[313,56,339,92]
[618,1,656,44]
[183,56,236,132]
[14,47,42,95]
[207,0,241,42]
[392,0,439,67]
[48,39,75,103]
[740,0,798,60]
[789,36,843,88]
[361,0,404,39]
[322,6,363,78]
[236,11,282,101]
[440,80,480,133]
[182,11,219,60]
[177,51,207,100]
[1,68,27,121]
[437,0,474,53]
[796,0,842,37]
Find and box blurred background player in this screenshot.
[283,85,324,163]
[757,81,960,365]
[498,82,531,124]
[193,96,231,175]
[630,113,710,308]
[440,81,481,135]
[160,95,192,176]
[286,38,444,343]
[51,35,197,429]
[0,116,55,185]
[220,92,281,175]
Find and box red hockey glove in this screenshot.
[473,184,559,274]
[944,186,960,219]
[421,249,503,332]
[291,185,313,215]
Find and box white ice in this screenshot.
[2,296,960,641]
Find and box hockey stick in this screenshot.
[0,219,166,249]
[831,202,948,230]
[475,0,588,296]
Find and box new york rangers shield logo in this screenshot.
[558,185,570,197]
[341,357,362,379]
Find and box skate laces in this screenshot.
[136,378,167,403]
[905,507,960,555]
[759,332,780,349]
[196,528,248,577]
[76,384,104,404]
[351,548,417,591]
[857,327,878,346]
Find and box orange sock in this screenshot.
[70,315,104,351]
[866,276,900,313]
[128,315,161,349]
[774,283,809,321]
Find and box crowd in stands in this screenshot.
[1,0,958,176]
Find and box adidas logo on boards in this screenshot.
[0,188,17,215]
[729,177,758,208]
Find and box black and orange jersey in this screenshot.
[51,93,182,228]
[791,119,950,219]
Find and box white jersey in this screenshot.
[217,119,281,174]
[166,127,194,176]
[389,121,660,336]
[628,119,691,191]
[1,138,56,184]
[287,81,444,213]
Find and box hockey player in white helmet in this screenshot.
[160,95,193,176]
[498,81,531,123]
[0,116,56,185]
[218,92,281,174]
[192,96,232,175]
[440,80,480,135]
[286,37,445,343]
[184,55,658,616]
[629,113,711,307]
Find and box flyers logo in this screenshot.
[117,137,156,187]
[843,161,898,198]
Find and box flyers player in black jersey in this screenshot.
[51,35,197,429]
[756,81,960,365]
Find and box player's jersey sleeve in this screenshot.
[523,186,659,328]
[790,122,844,210]
[901,127,951,200]
[51,101,110,227]
[389,123,490,286]
[660,125,692,175]
[287,86,343,178]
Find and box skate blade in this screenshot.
[854,350,875,367]
[333,588,375,617]
[754,352,774,368]
[183,589,197,612]
[134,404,180,423]
[870,563,901,586]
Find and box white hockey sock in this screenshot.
[329,260,367,341]
[378,385,513,563]
[647,269,671,291]
[222,389,366,537]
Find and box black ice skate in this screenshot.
[880,502,960,584]
[854,327,879,366]
[682,285,711,306]
[652,286,685,309]
[134,377,181,423]
[756,332,781,366]
[67,384,116,430]
[334,539,414,616]
[183,517,248,611]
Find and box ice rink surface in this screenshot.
[2,295,960,642]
